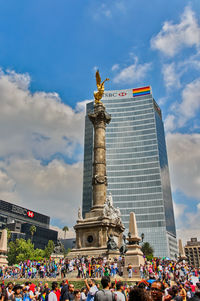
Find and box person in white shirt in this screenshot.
[114,282,125,301]
[48,282,58,301]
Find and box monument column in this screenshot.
[88,103,111,210]
[69,71,124,258]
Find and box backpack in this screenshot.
[94,290,115,301]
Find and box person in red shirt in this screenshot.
[55,288,61,301]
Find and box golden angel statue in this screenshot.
[94,70,109,104]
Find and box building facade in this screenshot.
[82,87,177,258]
[0,199,58,249]
[185,238,200,267]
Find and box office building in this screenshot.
[185,238,200,267]
[0,199,58,249]
[82,86,177,258]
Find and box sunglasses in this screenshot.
[151,287,162,292]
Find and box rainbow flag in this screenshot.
[133,86,151,97]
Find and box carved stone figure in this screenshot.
[120,234,128,255]
[93,175,107,185]
[53,239,63,255]
[103,193,122,225]
[94,70,109,104]
[107,234,118,250]
[107,192,113,207]
[78,207,82,220]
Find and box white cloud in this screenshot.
[174,203,186,220]
[162,63,181,90]
[0,158,83,226]
[92,1,126,20]
[178,78,200,126]
[0,70,85,160]
[167,132,200,200]
[5,69,31,90]
[164,114,176,132]
[111,64,120,71]
[164,78,200,130]
[177,229,200,246]
[113,56,151,84]
[75,99,92,113]
[151,6,200,56]
[0,69,87,227]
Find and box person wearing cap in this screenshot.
[190,283,200,301]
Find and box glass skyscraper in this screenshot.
[82,87,177,258]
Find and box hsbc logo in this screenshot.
[118,92,127,97]
[103,92,127,98]
[12,204,34,219]
[27,211,34,218]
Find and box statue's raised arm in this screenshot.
[94,70,109,104]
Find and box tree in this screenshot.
[5,228,11,242]
[44,240,55,258]
[62,226,69,239]
[141,242,154,260]
[7,238,45,265]
[33,248,45,261]
[8,241,17,265]
[30,225,36,242]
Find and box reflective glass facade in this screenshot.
[82,88,177,258]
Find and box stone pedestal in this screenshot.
[178,239,187,261]
[123,245,144,278]
[0,229,8,267]
[123,212,144,279]
[69,216,124,258]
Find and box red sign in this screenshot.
[118,92,127,97]
[27,211,34,218]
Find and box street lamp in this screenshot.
[141,233,144,242]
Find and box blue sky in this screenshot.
[0,0,200,241]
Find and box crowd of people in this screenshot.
[0,260,63,279]
[1,257,200,300]
[1,274,200,301]
[1,257,200,281]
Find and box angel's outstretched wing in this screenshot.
[96,70,101,86]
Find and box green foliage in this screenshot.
[5,228,11,241]
[141,242,154,258]
[7,238,45,265]
[62,226,69,239]
[30,225,37,241]
[62,226,69,232]
[8,241,18,265]
[44,240,55,258]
